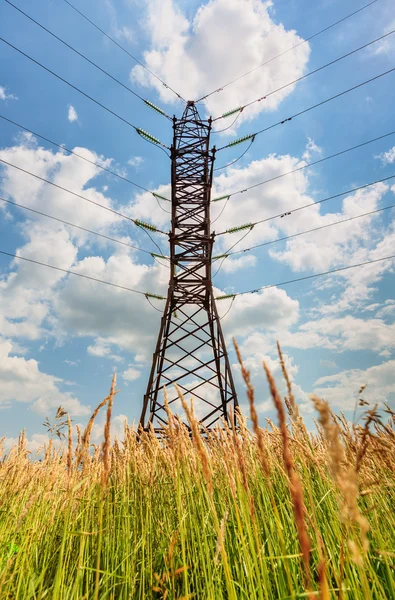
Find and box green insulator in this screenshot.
[216,293,236,301]
[145,293,166,300]
[135,219,158,232]
[144,100,167,116]
[212,254,229,260]
[222,107,242,118]
[226,223,253,234]
[136,128,163,146]
[153,192,171,202]
[226,134,254,148]
[212,194,230,202]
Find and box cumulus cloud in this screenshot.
[67,104,79,123]
[131,0,310,129]
[122,367,141,382]
[127,156,144,169]
[0,85,17,101]
[314,360,395,411]
[375,146,395,165]
[0,337,90,415]
[282,315,395,355]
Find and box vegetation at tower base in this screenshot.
[0,351,394,600]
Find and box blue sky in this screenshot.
[1,0,394,451]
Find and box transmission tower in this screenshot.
[139,102,239,432]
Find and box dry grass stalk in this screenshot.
[234,339,270,476]
[311,394,370,564]
[276,341,296,411]
[263,360,312,593]
[176,384,213,496]
[77,395,111,468]
[102,373,118,489]
[67,414,73,478]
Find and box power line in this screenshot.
[218,66,395,151]
[216,254,395,300]
[0,37,169,150]
[213,27,395,122]
[197,0,379,102]
[0,113,163,197]
[61,0,186,103]
[0,157,167,234]
[214,137,255,171]
[214,130,395,203]
[213,202,395,278]
[0,195,158,256]
[0,249,162,297]
[216,173,395,235]
[4,0,171,120]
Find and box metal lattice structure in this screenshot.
[139,102,239,432]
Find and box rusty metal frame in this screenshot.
[139,102,239,431]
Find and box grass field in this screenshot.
[1,346,394,599]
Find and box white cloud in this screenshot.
[64,359,79,366]
[220,287,299,339]
[216,254,257,273]
[2,433,57,455]
[122,366,141,382]
[0,85,17,101]
[320,359,337,369]
[282,315,395,355]
[314,360,395,411]
[302,137,322,162]
[131,0,310,129]
[87,339,123,362]
[67,104,79,123]
[375,146,395,165]
[127,156,144,169]
[0,338,89,416]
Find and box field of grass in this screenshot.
[0,347,394,599]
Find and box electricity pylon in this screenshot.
[139,102,238,432]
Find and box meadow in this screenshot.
[0,344,394,599]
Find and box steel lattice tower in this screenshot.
[139,102,239,432]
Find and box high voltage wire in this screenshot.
[213,130,395,204]
[218,67,395,151]
[0,157,167,235]
[197,0,379,102]
[0,251,392,303]
[213,27,395,122]
[0,37,169,150]
[0,249,164,298]
[0,195,160,257]
[61,0,186,103]
[0,113,171,202]
[216,255,395,300]
[215,173,395,236]
[4,0,171,120]
[212,202,395,277]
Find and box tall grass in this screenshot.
[0,355,394,599]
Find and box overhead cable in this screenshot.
[216,254,395,300]
[61,0,186,103]
[215,173,395,236]
[0,249,166,299]
[213,130,395,203]
[214,27,395,122]
[212,202,395,277]
[0,37,168,150]
[0,195,165,257]
[218,66,395,151]
[0,113,171,201]
[197,0,379,102]
[4,0,170,119]
[0,157,167,234]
